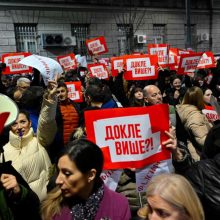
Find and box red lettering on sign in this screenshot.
[105,124,142,140]
[115,138,154,155]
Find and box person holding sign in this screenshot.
[1,80,58,201]
[41,139,131,220]
[143,85,176,127]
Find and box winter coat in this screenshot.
[116,170,147,217]
[184,154,220,220]
[0,184,41,220]
[57,99,80,145]
[173,121,220,220]
[0,159,41,220]
[176,104,212,152]
[52,184,131,220]
[2,98,57,201]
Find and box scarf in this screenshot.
[71,183,104,220]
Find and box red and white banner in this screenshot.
[86,36,108,55]
[136,159,174,192]
[85,104,171,170]
[168,48,178,70]
[88,63,109,79]
[177,53,203,75]
[148,44,169,67]
[100,170,122,191]
[57,53,77,70]
[99,58,110,66]
[19,55,63,85]
[0,112,10,134]
[111,56,124,77]
[2,52,32,75]
[197,52,216,69]
[123,55,159,80]
[65,81,83,103]
[202,108,220,122]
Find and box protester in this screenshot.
[0,173,41,220]
[164,76,187,106]
[129,86,144,107]
[169,120,220,220]
[143,85,163,106]
[202,87,215,108]
[0,74,12,94]
[1,80,58,201]
[142,173,204,220]
[41,139,131,220]
[16,77,31,93]
[176,86,212,156]
[86,77,118,108]
[143,84,176,126]
[18,86,44,133]
[56,82,80,145]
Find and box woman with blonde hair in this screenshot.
[141,173,204,220]
[176,86,212,159]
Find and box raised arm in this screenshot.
[37,80,58,147]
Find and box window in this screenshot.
[184,24,197,49]
[117,24,133,55]
[14,24,38,53]
[71,24,90,56]
[153,24,167,44]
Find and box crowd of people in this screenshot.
[0,57,220,220]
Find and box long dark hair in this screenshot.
[63,139,104,181]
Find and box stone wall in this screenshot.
[0,7,219,58]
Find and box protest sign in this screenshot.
[111,56,124,77]
[75,54,87,68]
[168,48,178,70]
[2,52,32,75]
[85,104,171,170]
[0,112,10,134]
[19,55,63,84]
[197,52,216,69]
[86,36,108,55]
[202,107,220,123]
[123,54,158,80]
[100,170,122,191]
[99,58,110,66]
[148,44,169,67]
[57,53,77,70]
[88,63,109,79]
[136,159,174,192]
[65,81,83,103]
[177,53,203,75]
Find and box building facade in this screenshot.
[0,0,219,59]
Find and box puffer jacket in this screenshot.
[176,104,212,150]
[184,153,220,220]
[2,98,57,201]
